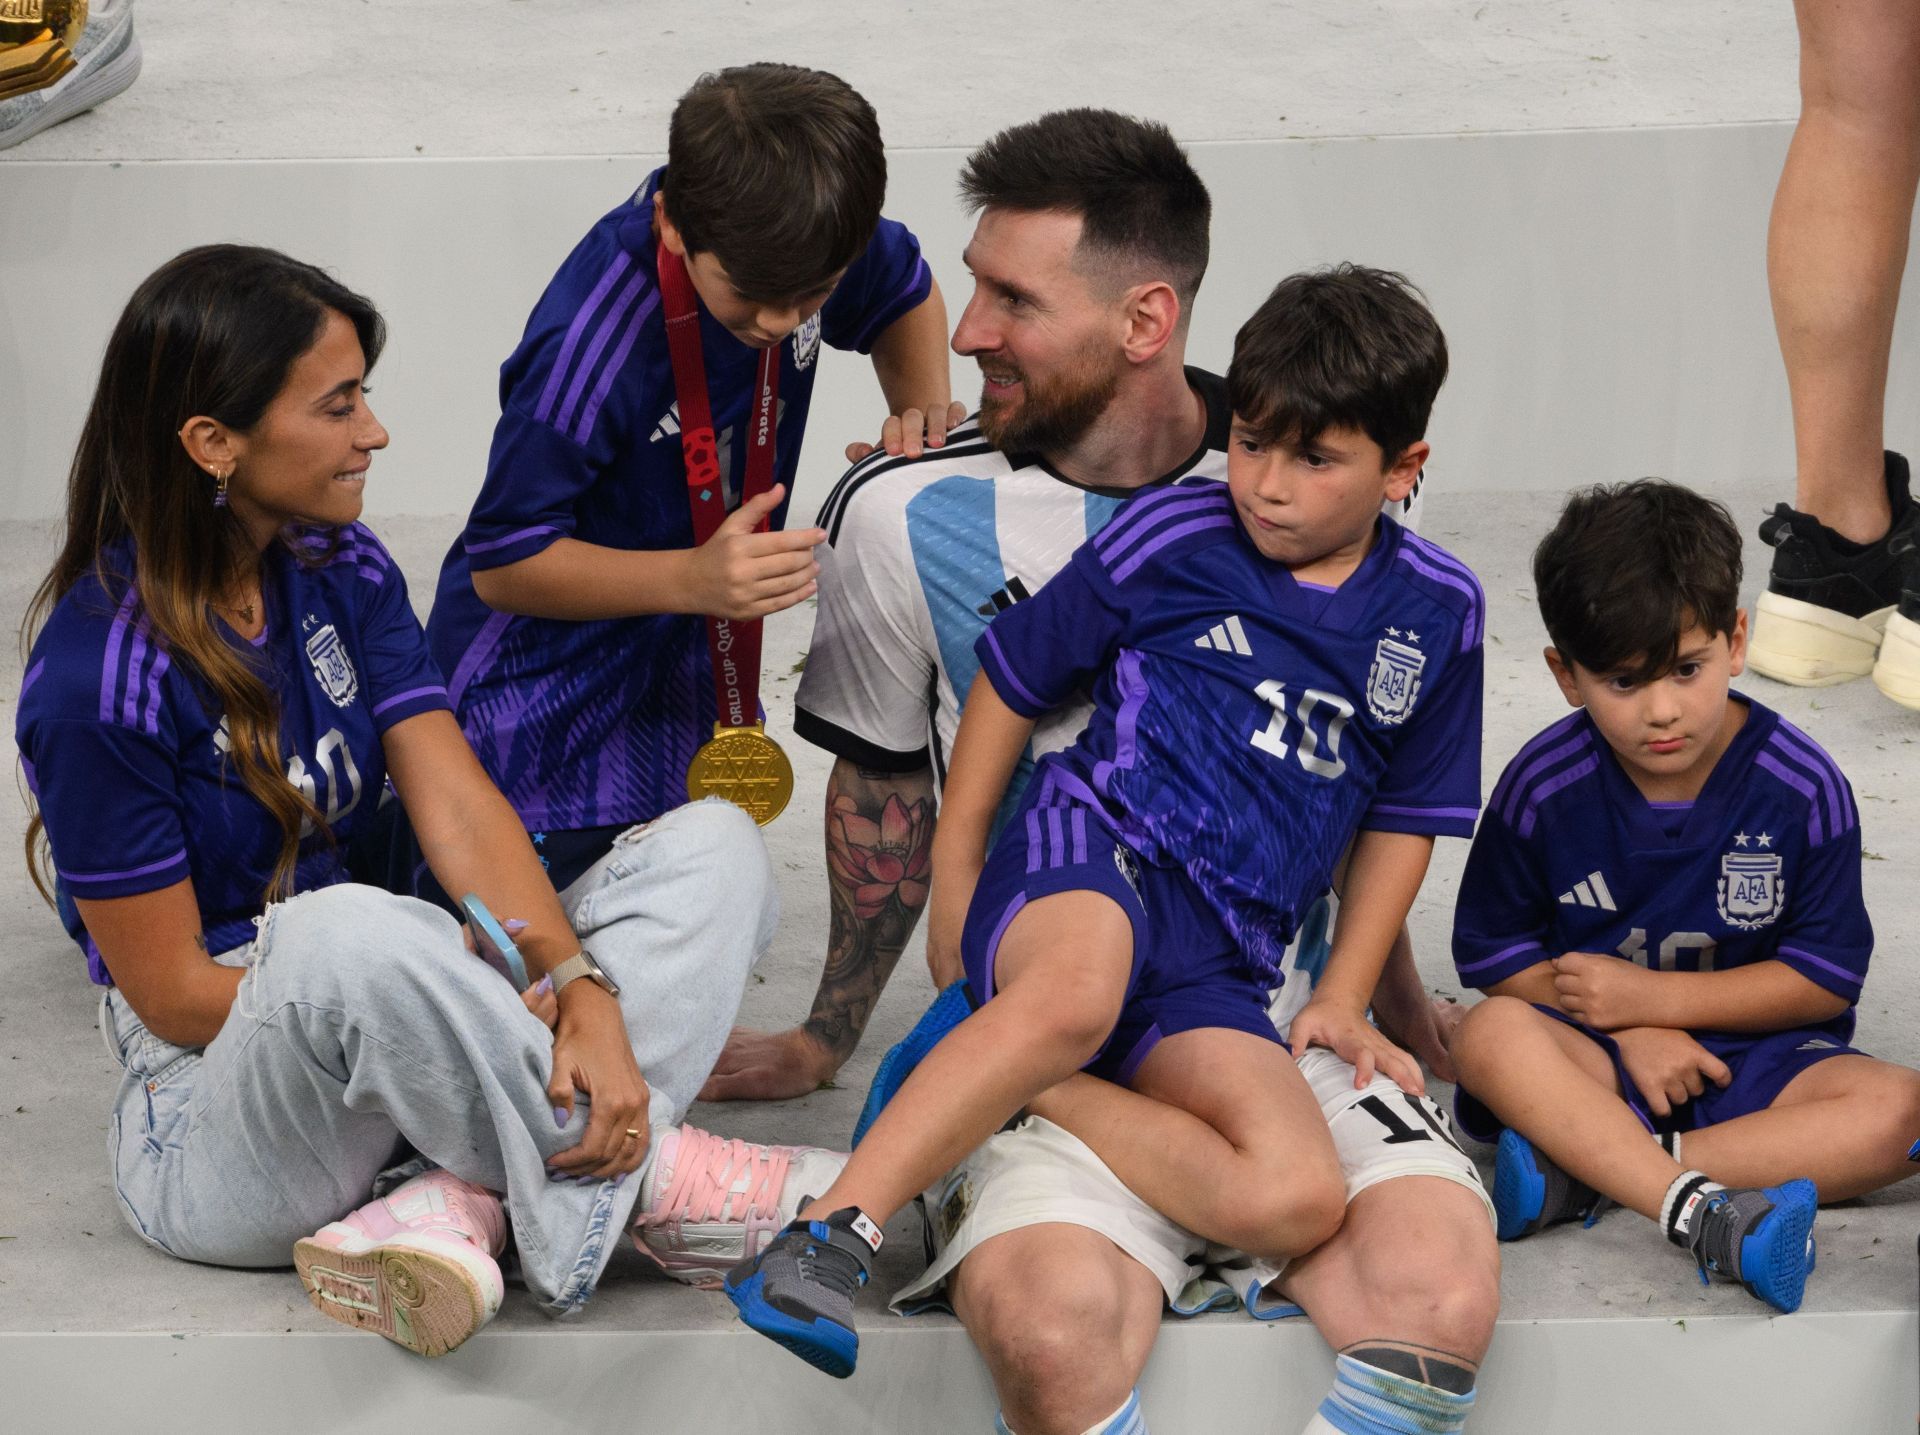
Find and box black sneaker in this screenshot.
[1749,450,1920,686]
[1872,578,1920,710]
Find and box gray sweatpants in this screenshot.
[100,798,775,1316]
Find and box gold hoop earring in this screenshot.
[207,465,230,509]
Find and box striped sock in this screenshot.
[1306,1353,1475,1434]
[1658,1131,1683,1163]
[995,1390,1146,1435]
[1661,1168,1725,1245]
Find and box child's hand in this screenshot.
[1289,998,1425,1096]
[925,883,968,987]
[1551,952,1663,1031]
[846,400,969,463]
[687,484,825,621]
[1613,1026,1731,1117]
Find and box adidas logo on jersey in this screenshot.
[650,404,682,444]
[977,576,1034,617]
[1557,872,1617,911]
[1194,614,1253,656]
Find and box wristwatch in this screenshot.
[547,948,621,999]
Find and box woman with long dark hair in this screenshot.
[17,244,778,1353]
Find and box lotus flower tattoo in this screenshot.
[828,792,932,920]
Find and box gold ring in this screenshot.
[624,1128,641,1140]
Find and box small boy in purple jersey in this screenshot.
[424,64,956,889]
[726,267,1491,1381]
[1450,480,1920,1314]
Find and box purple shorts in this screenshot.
[960,793,1281,1087]
[1455,1004,1863,1143]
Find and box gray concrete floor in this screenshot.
[1,1,1799,163]
[1,485,1915,1339]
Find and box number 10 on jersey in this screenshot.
[1250,680,1353,779]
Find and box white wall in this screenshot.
[8,124,1920,529]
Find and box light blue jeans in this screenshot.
[100,798,775,1316]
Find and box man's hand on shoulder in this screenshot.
[699,1024,837,1102]
[846,400,969,464]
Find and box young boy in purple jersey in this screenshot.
[725,267,1489,1395]
[1449,480,1920,1314]
[424,63,956,891]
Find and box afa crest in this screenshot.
[792,312,822,370]
[1365,634,1426,725]
[304,624,359,709]
[1717,851,1785,929]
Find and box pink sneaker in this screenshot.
[293,1169,507,1357]
[632,1123,847,1288]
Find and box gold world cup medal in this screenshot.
[685,722,794,825]
[0,1,87,101]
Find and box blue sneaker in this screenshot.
[723,1207,882,1378]
[1684,1179,1819,1314]
[851,981,973,1148]
[1491,1129,1607,1241]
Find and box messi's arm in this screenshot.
[700,757,938,1101]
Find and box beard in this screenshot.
[974,338,1124,456]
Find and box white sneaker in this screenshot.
[632,1123,848,1288]
[0,0,141,151]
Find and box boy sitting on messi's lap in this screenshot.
[1449,480,1920,1314]
[728,266,1490,1378]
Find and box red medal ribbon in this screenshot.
[658,242,781,731]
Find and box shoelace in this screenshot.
[795,1230,868,1299]
[640,1126,793,1227]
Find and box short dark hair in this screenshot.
[1533,479,1744,682]
[959,109,1211,305]
[664,63,886,301]
[1226,265,1447,465]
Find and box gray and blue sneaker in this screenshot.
[852,980,973,1147]
[1671,1176,1819,1314]
[1491,1129,1611,1241]
[0,1,141,151]
[724,1206,882,1378]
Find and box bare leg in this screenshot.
[1279,1175,1500,1381]
[799,890,1131,1225]
[950,1226,1164,1435]
[1450,997,1682,1220]
[1027,1029,1347,1261]
[1681,1055,1920,1199]
[1770,0,1920,540]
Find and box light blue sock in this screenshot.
[996,1388,1147,1435]
[1308,1353,1474,1434]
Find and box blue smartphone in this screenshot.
[462,893,531,993]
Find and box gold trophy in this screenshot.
[0,1,87,102]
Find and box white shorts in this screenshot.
[890,1047,1494,1318]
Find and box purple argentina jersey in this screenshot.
[18,527,451,983]
[1452,696,1873,1045]
[428,168,932,831]
[974,482,1485,982]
